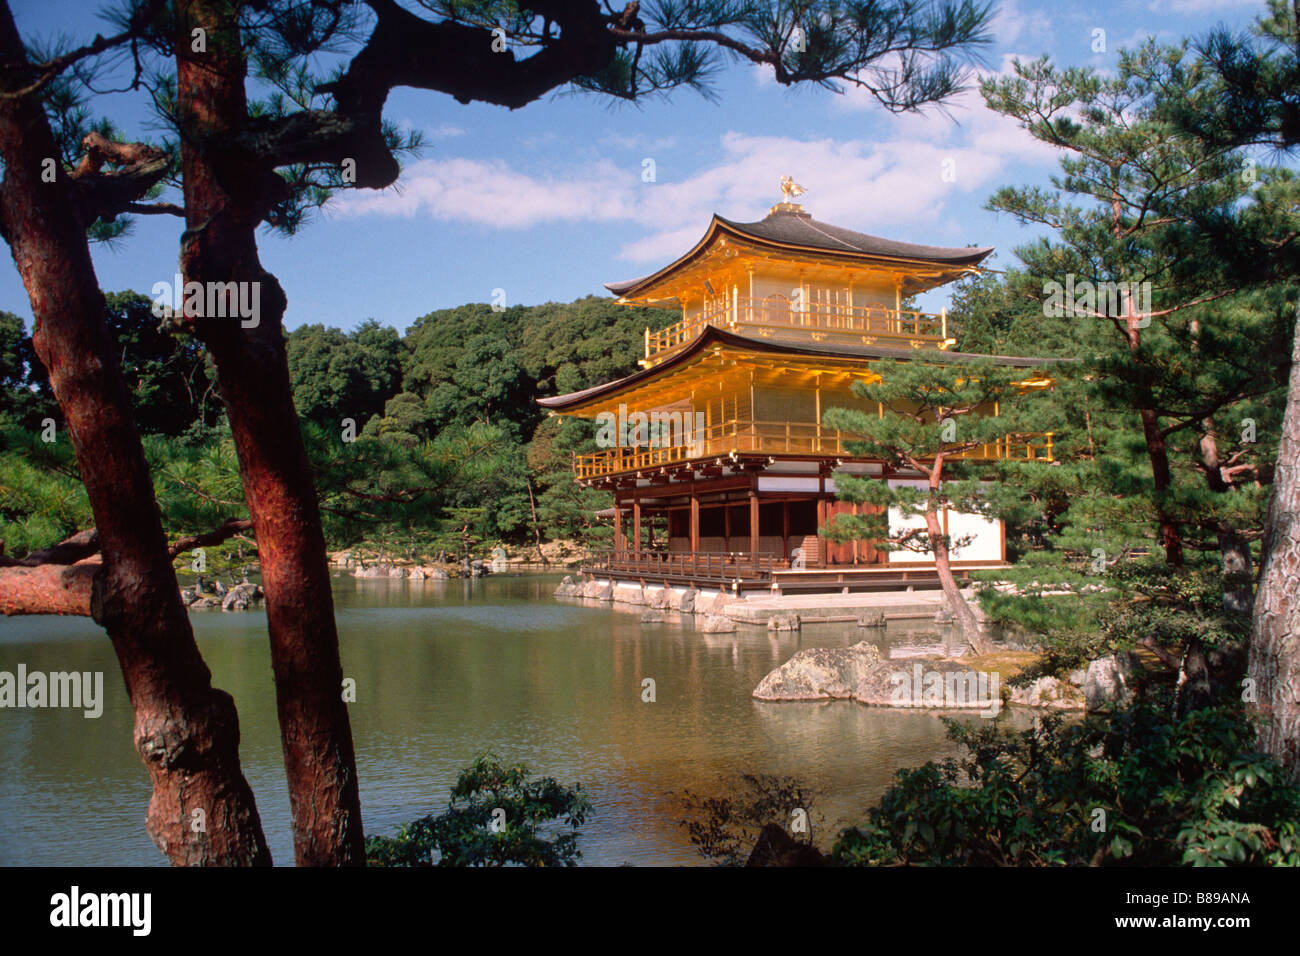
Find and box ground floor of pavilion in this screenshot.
[581,461,1008,594]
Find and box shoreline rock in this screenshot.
[753,641,1097,712]
[180,580,263,612]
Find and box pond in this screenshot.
[0,573,979,865]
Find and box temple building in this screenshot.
[539,182,1056,593]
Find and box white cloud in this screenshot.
[991,0,1054,48]
[335,156,638,228]
[428,123,467,138]
[1146,0,1260,11]
[333,64,1062,266]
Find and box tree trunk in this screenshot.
[925,469,989,655]
[1122,291,1209,710]
[1217,528,1254,613]
[0,562,97,616]
[526,479,546,564]
[1249,302,1300,782]
[1123,291,1185,568]
[1199,424,1254,614]
[0,0,270,864]
[1137,406,1186,567]
[175,0,364,865]
[1174,638,1214,716]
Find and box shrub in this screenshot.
[365,754,591,867]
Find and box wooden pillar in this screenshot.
[894,275,902,332]
[852,502,860,565]
[782,499,790,559]
[614,503,623,553]
[749,492,759,570]
[815,373,822,451]
[633,497,641,554]
[817,496,828,567]
[690,492,700,555]
[723,502,731,553]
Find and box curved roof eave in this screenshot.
[536,326,1067,413]
[605,214,994,299]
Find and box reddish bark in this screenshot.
[0,562,97,616]
[1,520,255,616]
[0,0,270,865]
[175,0,364,865]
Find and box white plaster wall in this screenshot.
[884,478,1002,564]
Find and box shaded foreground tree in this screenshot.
[1254,316,1300,780]
[1165,0,1300,779]
[0,1,270,863]
[3,0,996,863]
[678,773,825,866]
[833,695,1300,866]
[982,43,1296,712]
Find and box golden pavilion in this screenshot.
[539,182,1056,592]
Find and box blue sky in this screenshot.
[0,0,1278,332]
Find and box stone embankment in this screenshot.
[553,575,970,629]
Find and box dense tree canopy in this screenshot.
[0,292,673,559]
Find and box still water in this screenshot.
[1,574,974,866]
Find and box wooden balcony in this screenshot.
[573,421,1054,479]
[579,550,1004,592]
[645,296,950,362]
[585,549,786,583]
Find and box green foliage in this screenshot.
[2,290,665,556]
[104,292,223,436]
[286,320,404,427]
[364,754,591,867]
[0,424,90,557]
[570,0,996,106]
[527,415,613,546]
[977,556,1248,682]
[400,296,674,439]
[0,310,53,429]
[1178,0,1300,152]
[961,38,1294,700]
[833,695,1300,866]
[822,352,1054,554]
[678,774,824,866]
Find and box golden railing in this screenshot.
[645,297,950,361]
[573,420,1054,478]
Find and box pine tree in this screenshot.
[1170,0,1300,778]
[823,351,1056,654]
[981,42,1295,711]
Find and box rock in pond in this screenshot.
[699,614,736,633]
[752,641,883,701]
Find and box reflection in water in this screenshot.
[1,575,989,866]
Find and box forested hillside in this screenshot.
[0,294,675,561]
